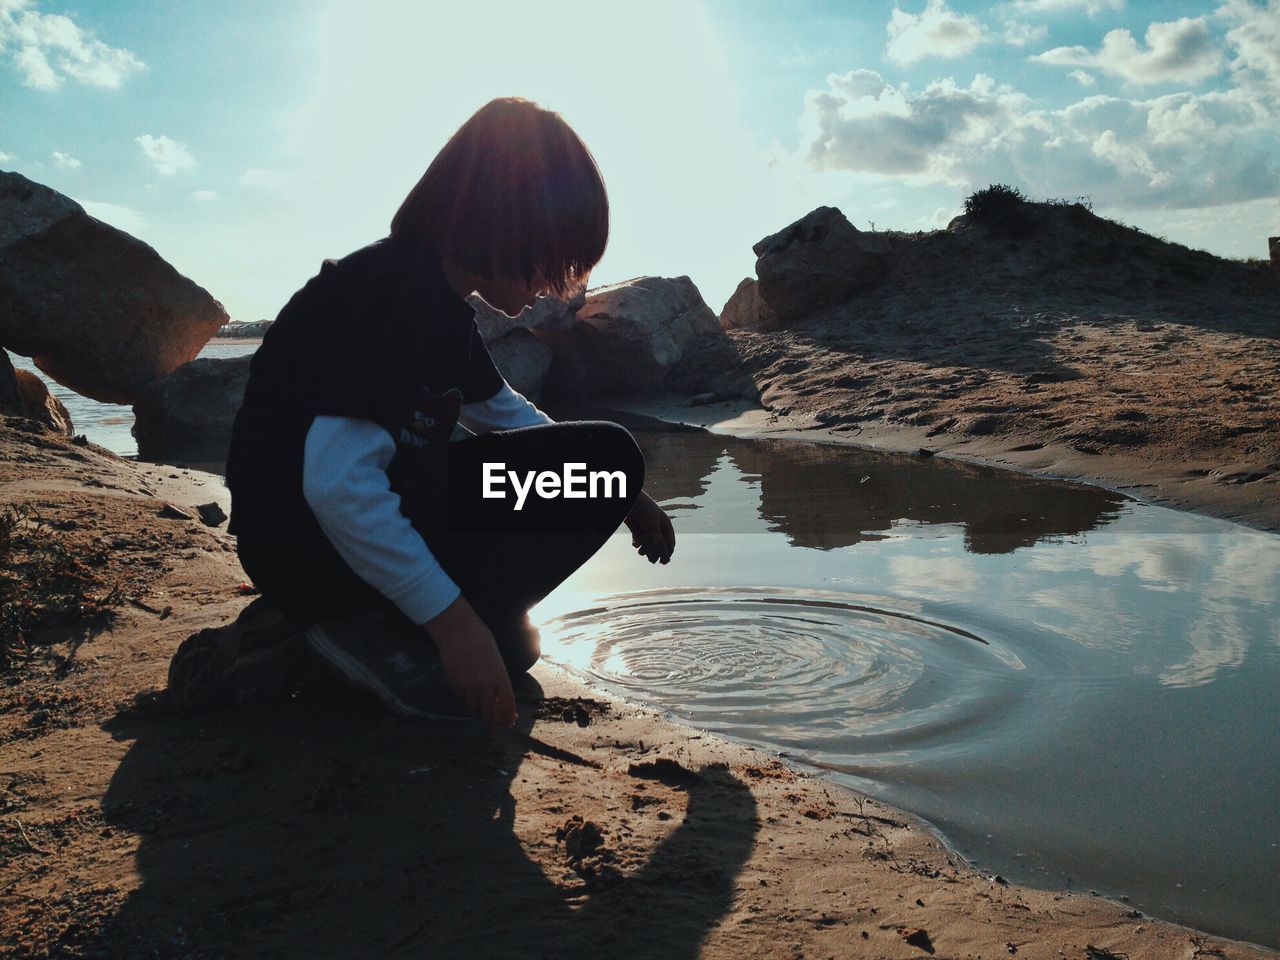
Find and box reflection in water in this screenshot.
[639,430,1127,553]
[536,428,1280,948]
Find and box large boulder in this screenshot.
[0,172,228,404]
[132,355,252,465]
[719,277,779,331]
[488,329,552,402]
[751,206,891,324]
[537,276,720,398]
[469,291,582,344]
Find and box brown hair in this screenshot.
[390,97,608,298]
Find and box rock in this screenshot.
[688,392,715,407]
[1270,236,1279,273]
[216,319,273,338]
[539,276,720,398]
[469,291,582,344]
[665,334,759,402]
[719,277,779,331]
[14,368,73,436]
[487,329,552,402]
[157,504,193,521]
[0,172,228,404]
[133,355,252,465]
[751,206,891,323]
[0,350,73,434]
[195,502,227,528]
[0,350,25,417]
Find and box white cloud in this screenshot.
[1069,68,1096,85]
[886,0,986,65]
[0,148,14,163]
[51,149,79,170]
[1011,0,1124,15]
[0,0,143,90]
[1003,20,1049,46]
[78,199,145,236]
[192,189,218,201]
[1090,128,1171,187]
[1033,17,1223,85]
[803,70,1036,180]
[136,134,196,175]
[1220,0,1280,97]
[239,168,288,192]
[798,68,1279,209]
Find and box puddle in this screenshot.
[534,428,1280,948]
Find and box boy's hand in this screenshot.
[421,596,516,732]
[625,491,676,564]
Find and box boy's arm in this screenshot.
[302,416,461,624]
[302,416,516,729]
[457,381,552,434]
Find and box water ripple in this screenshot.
[542,588,1027,754]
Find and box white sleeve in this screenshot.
[302,415,461,625]
[459,381,553,433]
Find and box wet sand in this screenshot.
[3,419,1276,958]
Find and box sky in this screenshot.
[1,0,1277,322]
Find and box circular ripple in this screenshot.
[541,588,1025,753]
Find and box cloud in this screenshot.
[886,0,986,65]
[239,168,288,192]
[1002,20,1049,46]
[1032,16,1223,84]
[797,68,1279,209]
[0,148,14,163]
[1220,0,1280,97]
[1010,0,1124,15]
[1069,68,1096,85]
[192,189,218,201]
[0,0,143,90]
[136,134,196,175]
[803,70,1036,180]
[51,149,79,170]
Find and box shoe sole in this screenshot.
[168,623,309,712]
[303,622,470,722]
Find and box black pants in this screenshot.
[237,421,644,666]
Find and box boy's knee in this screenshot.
[579,421,645,492]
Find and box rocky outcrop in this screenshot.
[0,172,228,405]
[0,351,73,435]
[132,355,252,465]
[719,277,778,332]
[537,276,722,398]
[750,206,893,324]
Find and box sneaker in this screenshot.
[167,596,311,712]
[303,610,470,720]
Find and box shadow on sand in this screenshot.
[96,677,757,959]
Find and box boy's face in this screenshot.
[472,274,542,318]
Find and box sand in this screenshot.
[2,419,1276,959]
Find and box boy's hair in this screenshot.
[391,97,608,298]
